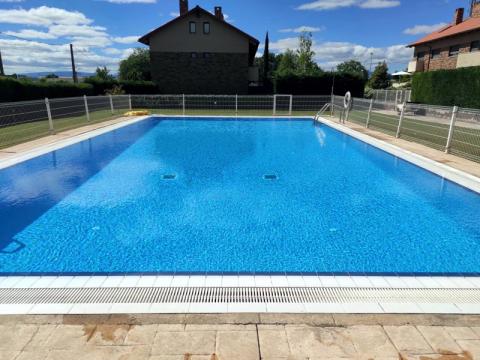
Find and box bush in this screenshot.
[412,67,480,108]
[84,78,158,95]
[0,78,93,102]
[274,73,366,97]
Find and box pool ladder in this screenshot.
[314,103,332,122]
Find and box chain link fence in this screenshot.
[331,95,480,163]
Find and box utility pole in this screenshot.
[369,52,374,74]
[0,51,4,76]
[70,44,78,83]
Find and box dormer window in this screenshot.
[203,22,210,34]
[189,21,196,34]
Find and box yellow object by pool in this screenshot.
[124,110,150,116]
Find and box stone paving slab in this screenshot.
[2,317,480,360]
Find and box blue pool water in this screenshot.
[1,117,480,275]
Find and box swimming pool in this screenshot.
[1,117,480,276]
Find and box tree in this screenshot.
[368,61,390,89]
[45,73,59,79]
[94,66,115,81]
[119,48,151,81]
[337,60,368,81]
[275,49,298,77]
[296,32,322,75]
[263,32,270,83]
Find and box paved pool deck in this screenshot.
[2,314,480,359]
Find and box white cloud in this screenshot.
[403,23,448,35]
[279,26,324,33]
[297,0,399,11]
[103,48,122,55]
[0,6,141,74]
[3,29,56,40]
[170,12,180,17]
[0,6,92,27]
[268,36,413,70]
[359,0,400,8]
[0,0,25,2]
[112,35,140,44]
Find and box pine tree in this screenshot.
[368,61,390,89]
[263,32,270,82]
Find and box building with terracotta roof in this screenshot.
[407,1,480,72]
[139,0,259,94]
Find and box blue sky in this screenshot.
[0,0,470,74]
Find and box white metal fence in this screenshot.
[371,89,412,105]
[331,95,480,162]
[1,93,480,163]
[0,95,131,149]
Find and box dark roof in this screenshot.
[138,5,260,48]
[408,17,480,47]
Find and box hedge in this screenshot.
[411,66,480,108]
[0,78,94,103]
[275,73,366,97]
[0,77,160,103]
[83,79,159,95]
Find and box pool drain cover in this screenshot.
[263,174,278,180]
[162,174,176,180]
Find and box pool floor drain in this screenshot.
[162,174,177,180]
[263,174,278,180]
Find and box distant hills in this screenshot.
[19,71,95,79]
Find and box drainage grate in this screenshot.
[263,174,278,180]
[0,287,479,305]
[162,174,177,180]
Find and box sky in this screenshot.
[0,0,472,74]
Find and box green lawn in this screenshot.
[338,109,480,162]
[1,106,479,163]
[0,109,129,149]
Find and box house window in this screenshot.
[189,22,196,34]
[471,41,480,52]
[449,45,460,57]
[416,51,425,59]
[203,52,212,58]
[203,22,210,34]
[431,49,442,59]
[191,52,198,59]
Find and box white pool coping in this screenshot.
[0,114,479,315]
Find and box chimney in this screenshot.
[180,0,188,16]
[214,6,224,20]
[453,8,464,25]
[471,1,480,18]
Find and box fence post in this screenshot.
[273,95,277,116]
[366,98,374,128]
[83,95,90,122]
[45,98,54,134]
[109,95,114,114]
[394,91,399,108]
[330,94,334,117]
[385,91,388,103]
[396,102,406,138]
[445,105,458,154]
[128,94,132,110]
[289,95,293,116]
[235,94,238,114]
[182,94,185,116]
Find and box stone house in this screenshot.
[139,0,259,94]
[407,1,480,72]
